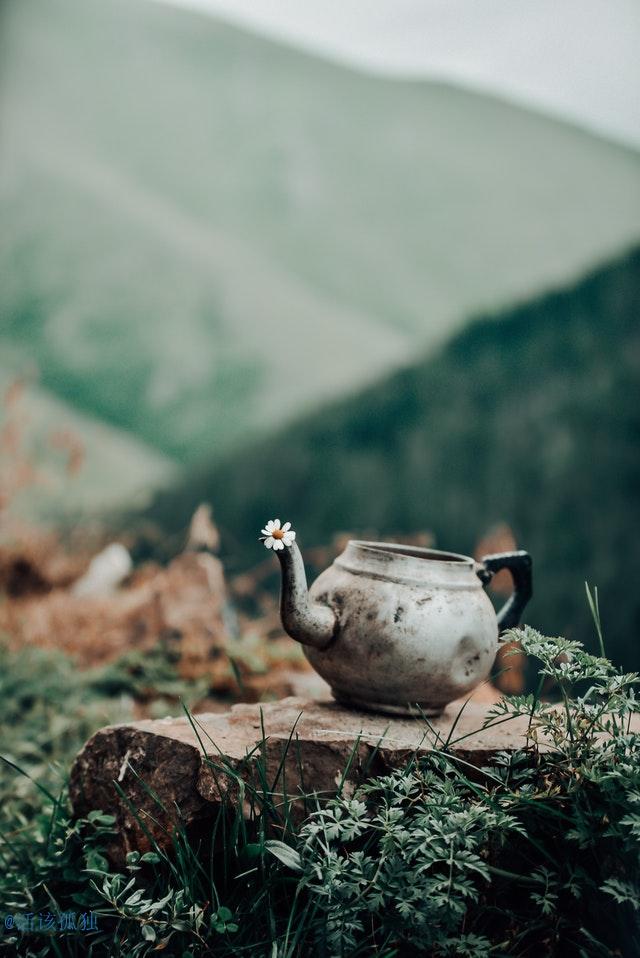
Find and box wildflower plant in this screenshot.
[260,519,296,551]
[298,617,640,956]
[1,601,639,956]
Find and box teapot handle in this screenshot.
[477,551,532,633]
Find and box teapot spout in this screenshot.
[275,541,336,650]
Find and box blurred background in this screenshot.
[1,0,639,695]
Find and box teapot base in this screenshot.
[332,691,445,718]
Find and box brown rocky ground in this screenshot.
[0,516,512,714]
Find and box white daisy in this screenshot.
[260,518,296,551]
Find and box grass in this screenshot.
[0,619,639,956]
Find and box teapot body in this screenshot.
[305,541,501,715]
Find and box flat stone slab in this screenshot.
[68,695,570,863]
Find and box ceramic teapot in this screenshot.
[265,522,532,715]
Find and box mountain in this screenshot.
[1,0,640,485]
[0,353,176,521]
[145,248,640,670]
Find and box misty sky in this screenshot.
[154,0,640,149]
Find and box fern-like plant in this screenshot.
[299,625,640,956]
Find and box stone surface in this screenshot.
[71,694,554,864]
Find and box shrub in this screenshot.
[1,625,638,956]
[300,625,640,955]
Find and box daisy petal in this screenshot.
[273,519,281,530]
[281,522,291,532]
[264,537,275,549]
[282,531,295,546]
[273,539,284,550]
[261,527,271,537]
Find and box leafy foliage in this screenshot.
[298,625,640,955]
[1,627,639,955]
[0,643,130,814]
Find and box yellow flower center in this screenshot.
[272,529,285,540]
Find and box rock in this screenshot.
[0,522,93,597]
[185,503,220,554]
[72,543,133,598]
[1,552,230,674]
[70,695,566,865]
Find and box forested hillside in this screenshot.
[145,247,640,669]
[2,0,640,481]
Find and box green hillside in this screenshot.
[145,248,640,670]
[0,354,176,521]
[1,0,640,476]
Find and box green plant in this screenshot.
[1,625,638,956]
[87,644,209,711]
[299,625,640,955]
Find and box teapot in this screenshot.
[267,523,532,715]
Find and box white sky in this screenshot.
[152,0,640,149]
